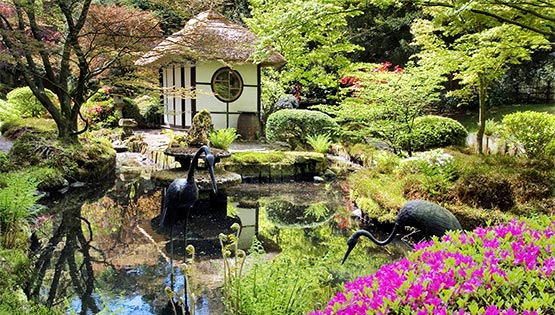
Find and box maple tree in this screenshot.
[411,2,551,153]
[0,1,161,142]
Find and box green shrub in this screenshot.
[209,128,238,151]
[122,98,146,127]
[83,89,117,128]
[500,110,555,158]
[306,133,331,154]
[0,99,21,122]
[265,109,338,149]
[401,115,468,152]
[0,152,13,172]
[135,95,161,128]
[6,87,57,118]
[398,149,458,198]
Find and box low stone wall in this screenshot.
[220,151,328,183]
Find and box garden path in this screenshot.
[0,135,13,154]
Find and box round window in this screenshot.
[211,67,243,102]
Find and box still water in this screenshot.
[33,166,409,314]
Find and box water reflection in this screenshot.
[31,178,408,314]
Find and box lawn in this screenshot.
[452,103,555,132]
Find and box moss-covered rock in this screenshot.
[221,151,327,182]
[185,109,213,146]
[8,130,116,183]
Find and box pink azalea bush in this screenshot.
[312,216,555,314]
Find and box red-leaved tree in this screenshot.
[0,1,161,142]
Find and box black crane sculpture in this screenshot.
[159,145,218,315]
[160,145,218,228]
[342,200,462,264]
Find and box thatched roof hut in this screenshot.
[135,10,285,67]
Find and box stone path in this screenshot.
[0,128,272,156]
[0,136,13,154]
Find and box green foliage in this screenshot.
[83,90,117,129]
[222,229,329,315]
[0,169,43,249]
[402,115,468,152]
[265,109,338,149]
[246,0,362,88]
[399,149,458,199]
[318,63,445,155]
[0,249,29,289]
[306,133,331,154]
[6,87,57,118]
[122,98,146,126]
[260,68,288,128]
[0,99,21,122]
[500,111,555,158]
[209,128,238,151]
[411,9,551,152]
[0,152,13,172]
[135,95,161,128]
[8,130,116,183]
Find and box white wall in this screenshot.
[161,61,259,130]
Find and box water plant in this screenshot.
[312,216,555,314]
[165,244,197,315]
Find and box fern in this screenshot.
[209,128,238,150]
[306,133,331,154]
[0,169,44,248]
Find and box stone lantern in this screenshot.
[110,86,126,119]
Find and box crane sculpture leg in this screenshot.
[160,145,218,314]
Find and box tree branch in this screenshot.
[422,1,554,38]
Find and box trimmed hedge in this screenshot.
[402,115,468,152]
[265,109,338,149]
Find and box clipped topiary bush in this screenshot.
[401,115,468,152]
[265,109,338,149]
[6,86,57,118]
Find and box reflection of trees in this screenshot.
[25,186,112,314]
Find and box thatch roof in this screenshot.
[135,10,286,67]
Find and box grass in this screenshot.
[452,103,555,132]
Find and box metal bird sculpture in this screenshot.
[342,200,462,264]
[159,145,218,315]
[160,145,218,228]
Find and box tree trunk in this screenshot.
[476,76,488,154]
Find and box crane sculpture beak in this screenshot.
[341,243,356,264]
[206,153,218,194]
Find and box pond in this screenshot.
[31,155,411,315]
